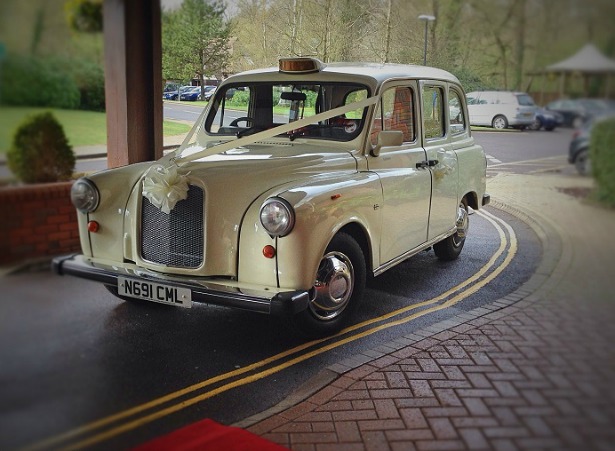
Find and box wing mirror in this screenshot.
[371,130,403,157]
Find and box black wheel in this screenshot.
[433,199,469,261]
[492,115,508,130]
[528,118,542,131]
[291,233,366,338]
[574,149,591,176]
[229,116,255,127]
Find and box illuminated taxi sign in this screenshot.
[279,57,324,74]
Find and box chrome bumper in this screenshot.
[52,254,310,315]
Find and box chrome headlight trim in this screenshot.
[71,178,100,213]
[260,197,295,237]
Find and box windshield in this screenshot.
[204,82,370,142]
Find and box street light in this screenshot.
[418,14,436,66]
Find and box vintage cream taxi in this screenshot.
[53,57,489,337]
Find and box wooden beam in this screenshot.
[103,0,162,168]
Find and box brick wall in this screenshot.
[0,182,80,267]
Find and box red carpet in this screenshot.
[132,419,288,451]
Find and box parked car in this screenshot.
[54,57,489,337]
[568,111,615,175]
[163,85,192,101]
[203,85,217,101]
[528,107,564,131]
[466,90,538,129]
[180,86,202,101]
[545,98,615,128]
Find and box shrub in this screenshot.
[7,112,75,183]
[591,117,615,207]
[70,59,106,111]
[1,55,81,109]
[0,54,104,111]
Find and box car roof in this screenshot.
[224,62,461,90]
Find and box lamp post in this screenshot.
[418,14,436,66]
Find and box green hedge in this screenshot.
[0,54,105,111]
[591,117,615,207]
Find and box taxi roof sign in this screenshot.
[279,57,324,74]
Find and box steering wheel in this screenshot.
[230,117,255,127]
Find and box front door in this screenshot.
[366,83,432,266]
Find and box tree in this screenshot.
[162,0,232,94]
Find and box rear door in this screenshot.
[419,81,459,241]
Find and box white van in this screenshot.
[466,91,537,129]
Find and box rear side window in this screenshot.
[422,86,445,139]
[516,94,535,106]
[448,89,466,135]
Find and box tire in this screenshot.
[545,126,555,131]
[528,118,542,131]
[291,233,366,338]
[574,150,591,176]
[492,115,508,130]
[433,199,469,261]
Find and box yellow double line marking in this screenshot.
[25,209,515,451]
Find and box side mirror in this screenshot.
[371,130,403,157]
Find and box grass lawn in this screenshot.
[0,107,191,154]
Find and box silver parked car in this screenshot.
[466,91,538,129]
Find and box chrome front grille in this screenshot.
[141,185,204,268]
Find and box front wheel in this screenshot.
[291,233,366,338]
[433,199,469,261]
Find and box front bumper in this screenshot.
[52,254,310,316]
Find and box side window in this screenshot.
[448,89,466,135]
[370,86,415,146]
[422,86,444,139]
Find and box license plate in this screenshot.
[118,277,192,308]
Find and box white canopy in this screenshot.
[546,43,615,74]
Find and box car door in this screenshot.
[420,81,459,241]
[366,82,431,266]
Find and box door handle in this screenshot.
[416,159,439,169]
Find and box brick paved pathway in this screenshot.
[246,174,615,451]
[249,296,615,450]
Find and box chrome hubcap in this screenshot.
[453,204,469,247]
[310,251,354,321]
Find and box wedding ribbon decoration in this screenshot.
[142,95,378,213]
[173,96,379,165]
[142,164,191,214]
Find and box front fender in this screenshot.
[274,172,382,290]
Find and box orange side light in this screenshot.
[87,221,100,233]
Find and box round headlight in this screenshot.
[71,178,100,213]
[260,198,295,237]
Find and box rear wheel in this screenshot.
[291,233,366,338]
[492,115,508,130]
[433,199,469,261]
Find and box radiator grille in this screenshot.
[141,185,204,268]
